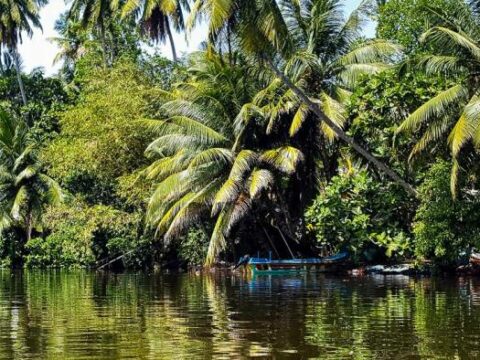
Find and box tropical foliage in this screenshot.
[396,1,480,194]
[0,110,62,265]
[2,0,480,268]
[0,0,46,104]
[121,0,189,61]
[144,53,305,264]
[305,165,412,261]
[413,159,480,263]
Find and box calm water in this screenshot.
[1,271,480,359]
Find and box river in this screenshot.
[0,271,479,359]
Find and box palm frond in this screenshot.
[261,146,303,174]
[450,158,460,199]
[319,91,346,142]
[166,115,230,144]
[39,174,64,205]
[416,54,463,75]
[448,95,480,156]
[163,180,220,239]
[205,204,233,265]
[10,185,28,221]
[249,168,274,198]
[409,117,451,160]
[289,103,309,136]
[229,150,258,179]
[14,165,37,186]
[339,63,391,88]
[189,147,234,168]
[397,84,468,134]
[339,40,402,66]
[421,26,480,61]
[211,178,242,215]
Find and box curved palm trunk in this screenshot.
[13,50,27,106]
[165,20,178,63]
[266,58,418,197]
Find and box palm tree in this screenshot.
[189,0,417,196]
[234,0,402,200]
[145,52,304,264]
[121,0,189,62]
[0,0,45,105]
[49,14,88,76]
[0,110,63,264]
[396,1,480,195]
[67,0,116,66]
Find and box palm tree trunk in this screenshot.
[99,19,109,67]
[227,26,233,65]
[265,58,418,197]
[13,50,27,106]
[26,211,33,245]
[109,23,118,65]
[165,20,178,63]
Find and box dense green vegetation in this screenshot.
[1,0,480,269]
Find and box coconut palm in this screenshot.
[228,0,411,208]
[50,14,88,75]
[145,52,304,264]
[396,1,480,194]
[0,0,45,105]
[0,110,63,263]
[238,0,399,181]
[121,0,190,62]
[189,0,417,196]
[67,0,117,65]
[248,1,399,137]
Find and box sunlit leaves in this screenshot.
[248,169,274,198]
[397,84,468,136]
[261,146,304,174]
[144,53,309,264]
[397,2,480,194]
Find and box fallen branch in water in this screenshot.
[97,249,136,270]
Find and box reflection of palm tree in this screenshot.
[203,275,239,353]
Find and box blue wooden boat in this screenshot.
[244,252,349,275]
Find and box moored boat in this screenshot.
[244,252,349,275]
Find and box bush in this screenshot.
[177,227,210,266]
[25,197,144,268]
[305,166,412,260]
[413,160,480,263]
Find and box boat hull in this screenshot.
[245,253,349,275]
[246,263,343,275]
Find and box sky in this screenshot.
[18,0,371,76]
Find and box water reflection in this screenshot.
[1,271,480,359]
